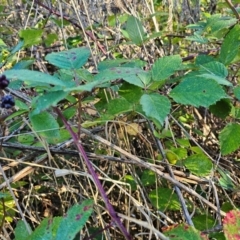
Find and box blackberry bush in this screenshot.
[1,95,15,109]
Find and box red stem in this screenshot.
[54,107,132,240]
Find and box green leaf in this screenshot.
[141,170,156,187]
[199,61,228,77]
[11,40,24,54]
[13,60,34,70]
[169,77,227,107]
[209,99,232,119]
[98,59,145,71]
[45,47,91,69]
[28,217,62,240]
[45,33,58,47]
[234,86,240,100]
[4,70,67,87]
[18,134,34,145]
[219,24,240,65]
[197,61,232,86]
[164,223,207,240]
[149,188,181,211]
[14,221,31,240]
[206,14,237,34]
[192,214,215,231]
[195,55,215,65]
[186,32,208,43]
[198,73,232,86]
[140,93,171,125]
[151,55,182,81]
[106,98,132,116]
[0,38,7,47]
[184,154,212,177]
[218,168,235,190]
[96,67,146,87]
[64,81,97,92]
[59,69,94,82]
[172,147,188,160]
[55,199,93,240]
[32,90,69,114]
[119,82,142,104]
[219,123,240,155]
[186,62,230,87]
[29,111,60,140]
[65,67,147,92]
[46,129,72,144]
[0,192,11,199]
[15,99,29,110]
[19,29,43,47]
[125,16,146,45]
[122,175,137,191]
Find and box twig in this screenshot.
[225,0,240,20]
[54,107,132,240]
[1,142,210,184]
[80,127,226,216]
[149,121,194,226]
[117,213,170,240]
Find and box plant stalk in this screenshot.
[54,107,132,240]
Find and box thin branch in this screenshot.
[54,107,132,240]
[149,121,194,226]
[80,127,226,217]
[225,0,240,20]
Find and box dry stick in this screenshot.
[149,121,194,226]
[80,127,226,217]
[211,181,222,228]
[1,142,208,185]
[54,107,132,240]
[117,213,170,240]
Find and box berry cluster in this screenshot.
[1,95,15,109]
[0,75,9,89]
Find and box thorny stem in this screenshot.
[54,107,132,240]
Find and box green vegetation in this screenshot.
[0,0,239,239]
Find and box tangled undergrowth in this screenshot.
[0,0,240,239]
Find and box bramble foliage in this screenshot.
[0,0,240,239]
[14,199,93,240]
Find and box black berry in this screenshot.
[1,95,15,109]
[0,75,9,89]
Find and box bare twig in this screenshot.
[225,0,240,20]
